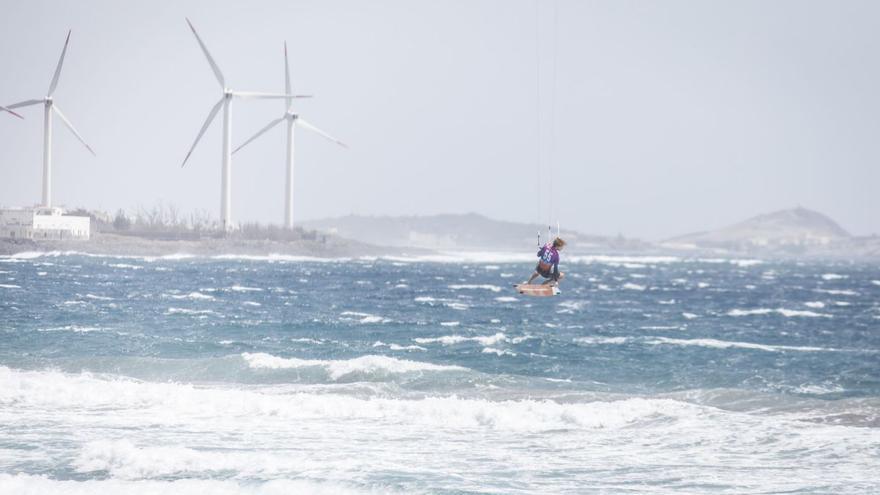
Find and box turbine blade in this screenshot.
[233,117,285,154]
[52,105,95,156]
[182,97,224,167]
[48,30,71,96]
[284,42,292,109]
[234,91,311,99]
[1,105,24,119]
[185,18,225,88]
[296,118,347,148]
[4,99,44,110]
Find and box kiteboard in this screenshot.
[513,283,560,297]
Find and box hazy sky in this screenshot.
[1,0,877,240]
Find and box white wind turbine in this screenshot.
[181,19,309,231]
[4,30,96,208]
[234,42,346,229]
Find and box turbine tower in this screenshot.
[234,42,346,229]
[181,19,308,231]
[3,31,96,208]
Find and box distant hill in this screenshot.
[661,207,879,257]
[301,213,646,252]
[666,207,849,247]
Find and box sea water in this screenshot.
[0,251,878,494]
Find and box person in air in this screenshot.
[526,237,565,285]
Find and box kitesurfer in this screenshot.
[525,237,565,285]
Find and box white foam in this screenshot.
[6,251,55,259]
[214,253,347,263]
[2,251,197,263]
[448,284,502,293]
[682,312,699,319]
[85,293,114,301]
[153,253,196,261]
[731,259,763,267]
[108,263,143,270]
[228,285,263,292]
[414,296,469,311]
[727,308,831,318]
[241,353,465,380]
[558,300,586,312]
[372,341,427,351]
[872,280,880,286]
[170,291,215,301]
[0,473,376,495]
[340,311,389,324]
[439,321,460,327]
[792,383,846,395]
[6,365,879,491]
[482,347,517,357]
[567,255,681,266]
[574,336,630,345]
[821,273,847,280]
[243,301,262,307]
[0,283,20,289]
[804,301,825,309]
[38,325,102,333]
[815,289,859,296]
[414,333,508,346]
[622,283,646,291]
[165,308,219,316]
[494,296,518,302]
[698,258,763,267]
[645,337,835,353]
[382,252,532,264]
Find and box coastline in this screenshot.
[0,232,419,258]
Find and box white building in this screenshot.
[0,207,90,240]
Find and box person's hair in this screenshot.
[553,237,566,248]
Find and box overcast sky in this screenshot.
[1,0,877,240]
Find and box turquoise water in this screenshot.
[1,251,878,493]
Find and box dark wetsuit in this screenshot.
[536,243,560,281]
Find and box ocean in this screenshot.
[0,251,878,494]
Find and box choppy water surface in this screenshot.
[1,251,878,494]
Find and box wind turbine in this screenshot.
[3,30,96,208]
[234,42,346,229]
[181,19,309,231]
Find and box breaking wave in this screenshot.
[241,353,465,380]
